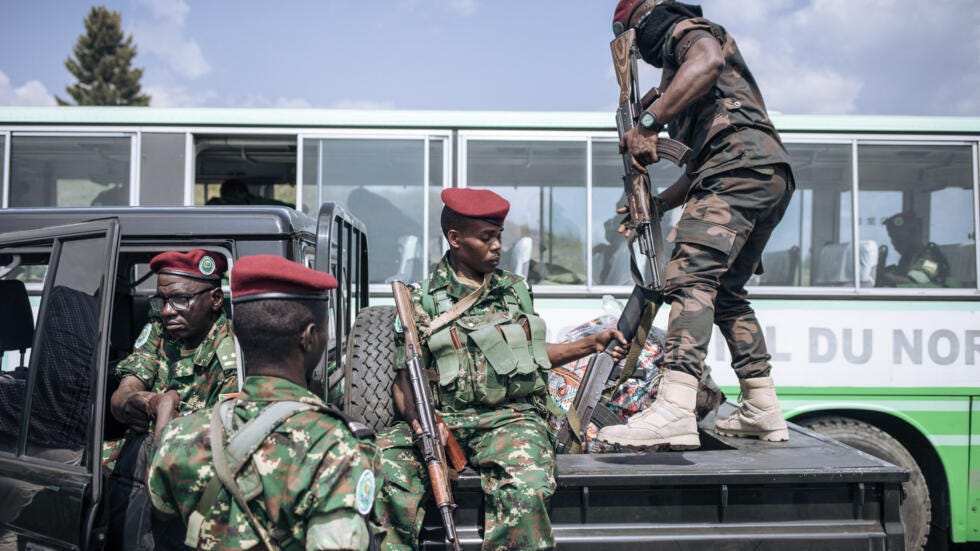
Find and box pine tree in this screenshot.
[57,6,151,106]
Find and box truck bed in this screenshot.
[428,403,907,550]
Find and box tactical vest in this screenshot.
[420,278,551,411]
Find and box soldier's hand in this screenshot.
[120,392,153,432]
[616,206,633,238]
[623,126,661,173]
[148,390,180,421]
[593,329,628,361]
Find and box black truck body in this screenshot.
[0,207,906,550]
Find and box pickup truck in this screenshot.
[0,206,906,550]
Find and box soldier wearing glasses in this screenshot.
[108,249,239,550]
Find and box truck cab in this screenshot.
[0,204,366,550]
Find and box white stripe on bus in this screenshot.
[781,400,970,412]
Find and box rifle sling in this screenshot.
[616,300,658,388]
[185,399,316,549]
[427,273,491,335]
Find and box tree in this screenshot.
[57,6,150,106]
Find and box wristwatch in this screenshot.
[638,109,662,131]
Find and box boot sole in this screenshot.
[714,427,789,442]
[598,434,701,451]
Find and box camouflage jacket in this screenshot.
[657,17,792,185]
[148,376,380,550]
[394,254,552,413]
[116,313,238,419]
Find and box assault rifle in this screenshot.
[391,281,466,551]
[556,28,691,454]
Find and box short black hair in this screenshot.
[233,299,326,365]
[440,207,472,239]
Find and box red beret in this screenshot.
[150,249,226,281]
[613,0,662,35]
[231,254,337,304]
[441,188,510,227]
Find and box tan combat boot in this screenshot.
[596,369,700,450]
[714,376,789,441]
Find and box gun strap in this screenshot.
[616,300,658,389]
[185,399,316,549]
[563,403,585,454]
[427,273,491,336]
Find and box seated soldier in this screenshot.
[375,189,626,550]
[149,255,380,550]
[107,249,238,549]
[878,211,950,287]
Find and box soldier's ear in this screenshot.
[210,288,224,313]
[298,322,319,353]
[446,228,462,250]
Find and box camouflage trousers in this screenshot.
[663,165,794,380]
[374,403,556,550]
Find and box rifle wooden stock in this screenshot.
[391,281,463,551]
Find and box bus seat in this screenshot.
[509,237,533,278]
[0,280,35,371]
[758,246,800,286]
[813,241,878,286]
[938,242,977,287]
[385,235,421,283]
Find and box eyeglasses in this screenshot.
[149,288,214,313]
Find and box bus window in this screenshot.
[591,139,684,286]
[193,135,297,207]
[757,143,854,287]
[9,135,131,208]
[0,135,5,206]
[467,139,587,285]
[858,143,977,288]
[303,138,431,285]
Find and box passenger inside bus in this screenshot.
[878,211,951,287]
[205,178,291,207]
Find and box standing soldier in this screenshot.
[598,0,796,449]
[148,255,380,550]
[375,189,625,550]
[108,249,238,549]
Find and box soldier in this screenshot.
[879,211,951,287]
[375,188,626,550]
[598,0,795,449]
[108,249,238,549]
[148,254,380,550]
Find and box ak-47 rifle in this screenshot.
[391,281,466,551]
[556,28,692,454]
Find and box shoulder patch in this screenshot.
[355,470,375,515]
[135,323,152,349]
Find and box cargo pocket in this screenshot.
[468,323,513,406]
[428,327,472,407]
[669,218,737,264]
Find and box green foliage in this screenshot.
[57,6,150,106]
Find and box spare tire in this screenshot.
[344,306,397,431]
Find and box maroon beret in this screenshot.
[150,249,227,281]
[612,0,664,36]
[441,188,510,227]
[231,254,337,304]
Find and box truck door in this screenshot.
[313,202,369,401]
[0,219,121,550]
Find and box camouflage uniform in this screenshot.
[117,313,239,416]
[375,254,557,550]
[148,376,381,550]
[107,313,238,550]
[651,17,795,380]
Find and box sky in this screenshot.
[1,0,978,116]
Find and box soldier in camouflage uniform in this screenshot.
[108,249,238,550]
[149,254,380,550]
[375,189,625,550]
[879,211,951,287]
[598,0,795,449]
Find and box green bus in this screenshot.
[1,106,977,548]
